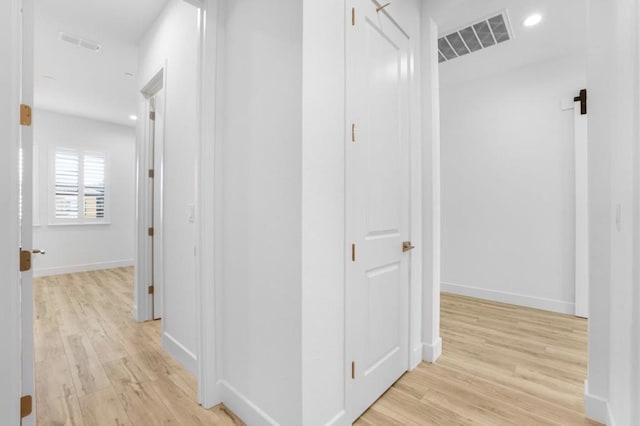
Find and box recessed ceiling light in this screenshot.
[129,115,138,121]
[523,14,542,27]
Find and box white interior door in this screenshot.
[20,0,35,423]
[574,90,589,318]
[346,0,412,421]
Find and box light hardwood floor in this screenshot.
[358,294,600,425]
[34,267,242,426]
[36,269,599,425]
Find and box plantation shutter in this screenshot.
[83,153,105,219]
[55,149,80,219]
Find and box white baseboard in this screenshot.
[33,259,134,277]
[162,332,198,377]
[220,380,280,426]
[584,380,615,425]
[324,410,346,426]
[423,337,442,363]
[441,282,575,315]
[132,304,139,322]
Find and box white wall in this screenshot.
[0,0,23,422]
[137,0,200,375]
[300,0,345,424]
[440,54,587,314]
[32,110,135,276]
[585,0,640,424]
[215,0,302,424]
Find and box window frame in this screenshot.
[48,146,110,226]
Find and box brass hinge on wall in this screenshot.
[148,227,154,237]
[19,250,31,272]
[351,244,356,262]
[148,169,155,178]
[351,123,356,142]
[149,111,156,121]
[148,285,154,295]
[20,395,32,418]
[352,8,355,26]
[351,361,356,379]
[20,104,32,126]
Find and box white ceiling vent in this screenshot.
[438,11,513,63]
[59,32,101,52]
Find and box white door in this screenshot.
[574,90,589,318]
[346,0,412,421]
[20,0,36,423]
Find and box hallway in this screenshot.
[35,269,600,425]
[34,268,240,425]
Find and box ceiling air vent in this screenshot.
[59,32,101,52]
[438,11,513,63]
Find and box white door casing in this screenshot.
[346,0,412,420]
[574,92,589,318]
[136,68,166,322]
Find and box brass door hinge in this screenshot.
[351,243,356,262]
[148,285,154,295]
[149,111,156,121]
[351,361,355,379]
[20,104,32,126]
[20,395,32,418]
[352,8,355,26]
[19,250,31,272]
[148,169,155,178]
[148,227,154,237]
[351,123,356,142]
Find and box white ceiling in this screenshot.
[35,0,171,127]
[430,0,588,87]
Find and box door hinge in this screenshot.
[351,243,356,262]
[148,169,155,178]
[148,227,154,237]
[20,395,32,418]
[351,361,356,379]
[148,285,154,295]
[19,250,31,272]
[351,8,355,26]
[20,104,32,126]
[351,123,356,142]
[574,89,587,115]
[149,111,156,121]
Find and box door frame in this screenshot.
[135,66,167,323]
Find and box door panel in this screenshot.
[346,0,411,421]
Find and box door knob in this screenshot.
[32,249,46,255]
[402,241,415,252]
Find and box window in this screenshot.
[52,148,107,223]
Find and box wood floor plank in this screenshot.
[77,387,132,426]
[36,396,85,426]
[111,380,176,426]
